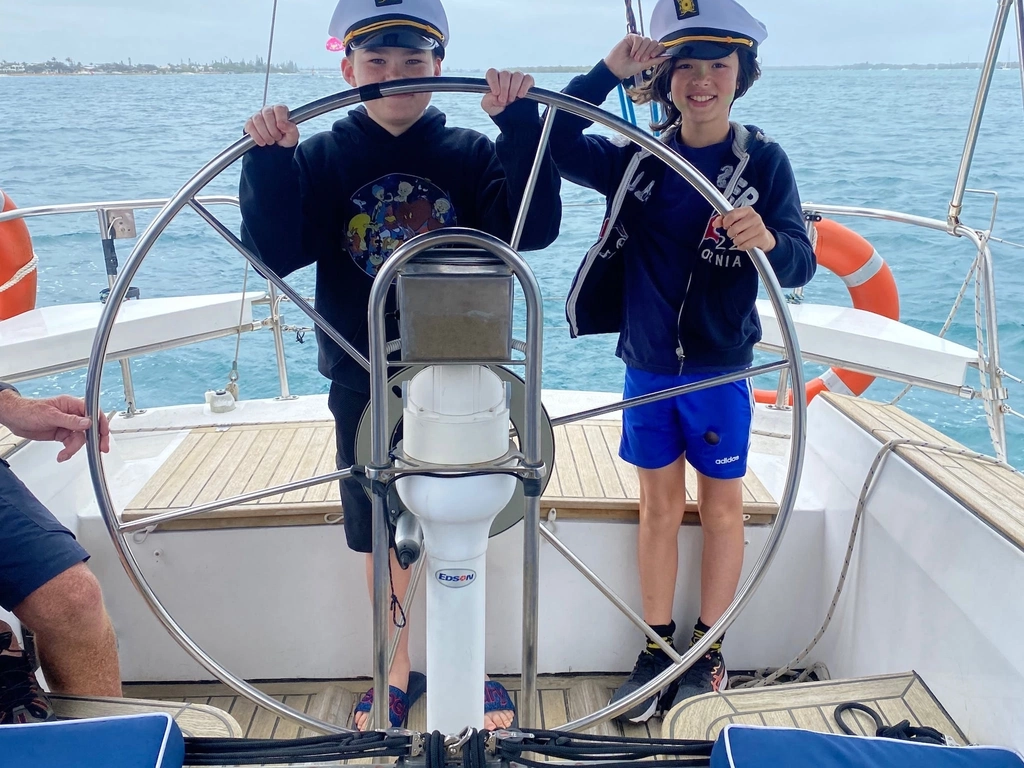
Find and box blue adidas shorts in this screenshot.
[0,458,89,611]
[619,367,753,479]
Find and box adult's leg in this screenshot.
[0,462,120,697]
[14,563,121,696]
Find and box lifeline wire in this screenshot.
[225,0,279,395]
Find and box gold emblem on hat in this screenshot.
[674,0,699,20]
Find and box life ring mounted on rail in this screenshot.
[753,217,900,405]
[0,189,38,321]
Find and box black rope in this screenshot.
[834,702,883,735]
[495,729,714,767]
[389,548,408,629]
[876,721,949,745]
[424,729,448,768]
[834,702,950,745]
[183,731,409,766]
[466,728,489,768]
[184,726,717,766]
[183,708,957,766]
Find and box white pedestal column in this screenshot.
[397,365,515,733]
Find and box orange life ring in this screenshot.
[0,190,37,320]
[754,218,900,405]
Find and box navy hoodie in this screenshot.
[553,61,815,373]
[240,100,561,392]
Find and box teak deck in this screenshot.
[121,420,779,532]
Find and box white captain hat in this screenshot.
[327,0,449,57]
[650,0,767,60]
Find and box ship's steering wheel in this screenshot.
[84,78,807,734]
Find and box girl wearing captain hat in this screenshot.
[552,0,816,723]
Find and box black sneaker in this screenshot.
[610,648,674,723]
[0,631,55,724]
[664,649,727,712]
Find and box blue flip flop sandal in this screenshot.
[354,671,427,729]
[484,679,518,729]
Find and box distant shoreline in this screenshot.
[0,58,299,77]
[1,62,1020,77]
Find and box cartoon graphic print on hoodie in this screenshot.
[553,61,816,374]
[346,174,456,276]
[239,101,561,393]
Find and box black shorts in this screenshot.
[0,459,90,611]
[328,383,403,554]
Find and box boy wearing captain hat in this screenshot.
[239,0,561,731]
[550,0,814,723]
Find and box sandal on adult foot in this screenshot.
[354,671,426,729]
[484,679,517,729]
[0,631,55,724]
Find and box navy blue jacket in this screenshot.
[553,61,815,373]
[240,101,561,392]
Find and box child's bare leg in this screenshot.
[694,475,744,626]
[355,551,412,730]
[637,455,688,624]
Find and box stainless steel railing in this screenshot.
[0,195,294,406]
[801,201,1009,462]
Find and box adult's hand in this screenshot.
[0,390,110,462]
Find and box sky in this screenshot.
[0,0,1021,70]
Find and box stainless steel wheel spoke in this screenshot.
[118,468,353,534]
[551,360,790,427]
[541,526,682,662]
[510,105,558,252]
[188,199,370,372]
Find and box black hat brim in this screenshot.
[665,40,749,60]
[349,28,440,52]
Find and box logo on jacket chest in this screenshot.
[698,172,760,267]
[698,215,743,267]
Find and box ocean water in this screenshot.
[1,69,1023,465]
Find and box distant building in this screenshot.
[0,63,26,73]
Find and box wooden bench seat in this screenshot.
[122,419,779,532]
[51,693,242,738]
[663,671,967,743]
[823,393,1024,550]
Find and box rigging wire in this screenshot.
[224,0,281,399]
